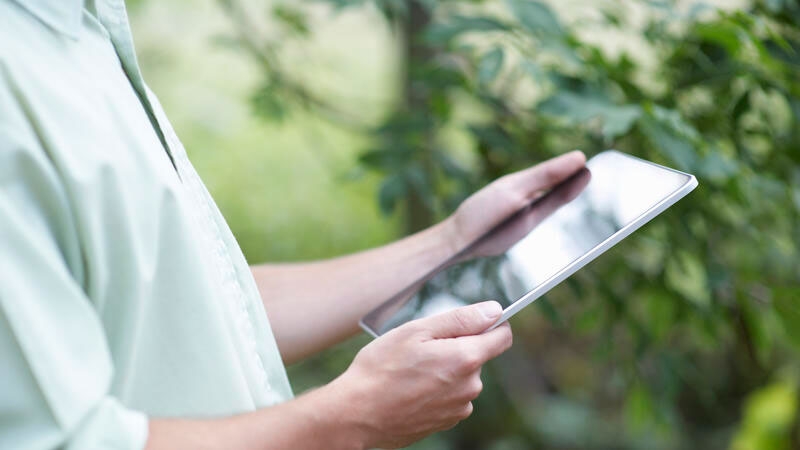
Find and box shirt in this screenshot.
[0,0,294,448]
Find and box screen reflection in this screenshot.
[364,151,692,336]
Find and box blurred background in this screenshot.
[128,0,800,448]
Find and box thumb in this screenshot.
[509,150,586,197]
[415,301,503,339]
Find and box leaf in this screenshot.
[539,38,583,68]
[250,83,287,122]
[477,47,505,85]
[624,384,656,433]
[468,124,514,150]
[730,380,798,450]
[600,105,642,140]
[359,147,413,170]
[687,2,715,19]
[774,287,800,349]
[449,15,510,32]
[575,306,602,334]
[640,123,695,170]
[731,90,751,122]
[521,60,547,84]
[506,0,564,37]
[404,165,431,197]
[698,150,739,183]
[649,105,701,141]
[538,91,641,139]
[378,175,407,214]
[424,16,510,44]
[793,173,800,211]
[271,4,309,37]
[695,21,744,56]
[664,251,710,308]
[536,296,562,326]
[325,0,369,11]
[639,106,700,171]
[739,296,772,366]
[643,290,677,342]
[791,100,800,126]
[763,0,788,13]
[433,151,472,179]
[600,8,623,26]
[765,37,800,68]
[370,0,409,22]
[538,91,605,121]
[375,113,431,137]
[209,34,242,51]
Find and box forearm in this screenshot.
[252,219,457,364]
[146,385,366,450]
[253,151,586,364]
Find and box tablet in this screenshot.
[360,150,698,337]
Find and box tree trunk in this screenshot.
[400,0,435,234]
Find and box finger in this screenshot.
[458,322,513,365]
[516,166,591,230]
[462,371,484,401]
[508,150,586,198]
[439,401,475,432]
[412,301,503,339]
[558,166,591,201]
[457,401,474,421]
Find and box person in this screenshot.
[0,0,587,448]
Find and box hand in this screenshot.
[465,165,591,258]
[444,151,587,253]
[328,301,513,449]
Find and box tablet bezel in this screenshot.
[360,150,698,337]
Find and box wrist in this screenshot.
[306,376,372,450]
[437,215,463,257]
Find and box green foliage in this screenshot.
[477,47,505,85]
[731,379,798,450]
[220,0,800,448]
[507,0,564,37]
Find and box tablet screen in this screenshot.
[362,151,695,336]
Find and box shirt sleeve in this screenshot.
[0,97,149,449]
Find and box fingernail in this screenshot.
[478,301,502,320]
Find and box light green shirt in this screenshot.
[0,0,293,448]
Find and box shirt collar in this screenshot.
[10,0,86,39]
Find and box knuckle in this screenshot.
[412,324,436,340]
[384,322,416,341]
[452,309,476,332]
[440,418,460,432]
[458,402,474,420]
[467,377,484,399]
[504,185,529,209]
[539,163,560,184]
[493,174,526,203]
[499,324,513,349]
[459,351,483,373]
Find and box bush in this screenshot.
[219,0,800,448]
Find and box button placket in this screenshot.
[152,99,275,397]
